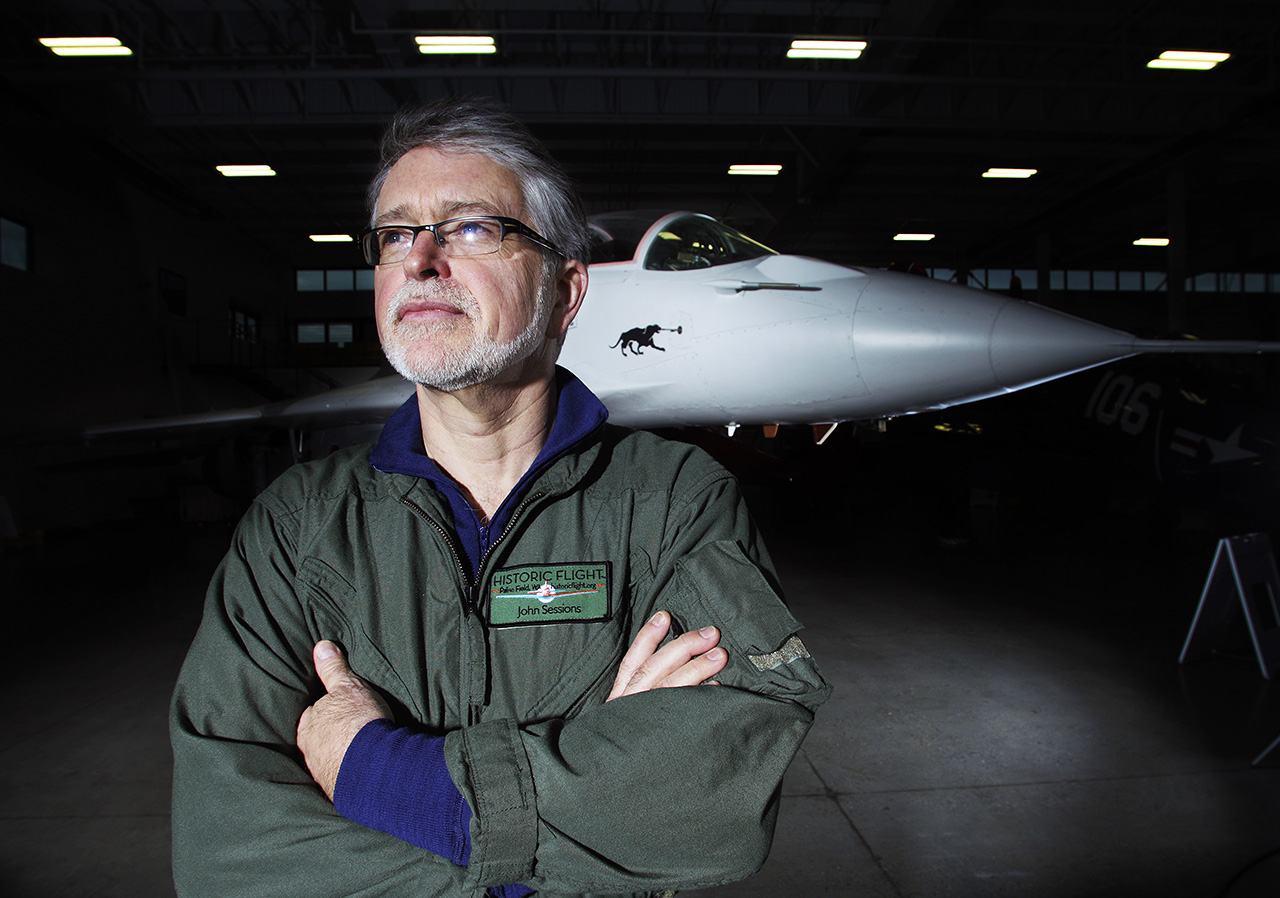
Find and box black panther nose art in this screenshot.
[610,324,683,356]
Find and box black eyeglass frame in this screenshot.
[358,216,564,266]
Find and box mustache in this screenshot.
[389,280,477,320]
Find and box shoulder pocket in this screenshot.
[669,540,829,711]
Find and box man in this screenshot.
[170,97,829,898]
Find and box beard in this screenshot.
[381,271,555,391]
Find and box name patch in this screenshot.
[488,562,611,627]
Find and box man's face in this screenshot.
[372,146,556,391]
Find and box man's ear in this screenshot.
[547,259,588,339]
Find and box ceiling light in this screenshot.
[982,167,1037,179]
[728,164,783,176]
[894,233,935,242]
[216,164,276,177]
[788,39,866,60]
[1133,237,1170,247]
[1146,50,1230,70]
[416,35,496,54]
[39,37,132,57]
[309,234,353,243]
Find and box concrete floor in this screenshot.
[3,512,1280,898]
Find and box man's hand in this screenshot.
[607,611,727,701]
[297,640,392,800]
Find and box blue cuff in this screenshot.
[333,719,473,865]
[488,885,535,898]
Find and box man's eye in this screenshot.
[378,228,412,248]
[448,219,499,242]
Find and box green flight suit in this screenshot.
[171,424,830,897]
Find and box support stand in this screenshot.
[1179,533,1280,765]
[1254,732,1280,767]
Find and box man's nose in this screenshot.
[401,229,451,280]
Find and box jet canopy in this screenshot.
[588,211,778,270]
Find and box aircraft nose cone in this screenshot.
[988,298,1138,388]
[852,272,1142,414]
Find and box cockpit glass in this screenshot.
[642,216,778,271]
[587,219,649,264]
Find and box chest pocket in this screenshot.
[296,556,423,721]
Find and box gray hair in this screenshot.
[367,97,590,266]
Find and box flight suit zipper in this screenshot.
[470,490,547,611]
[400,497,473,605]
[462,490,547,723]
[401,490,549,725]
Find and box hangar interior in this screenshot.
[2,1,1280,896]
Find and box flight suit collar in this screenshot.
[369,366,610,575]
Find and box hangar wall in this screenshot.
[0,132,285,531]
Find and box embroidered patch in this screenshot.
[488,562,611,627]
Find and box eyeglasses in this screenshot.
[358,216,563,266]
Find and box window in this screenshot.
[297,270,326,292]
[1118,271,1143,291]
[1191,272,1217,292]
[326,269,354,291]
[2,217,29,271]
[297,323,327,343]
[985,269,1011,291]
[329,322,353,346]
[230,309,259,342]
[296,322,356,346]
[296,269,375,292]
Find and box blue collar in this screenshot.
[370,367,609,577]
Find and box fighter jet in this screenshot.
[86,210,1280,442]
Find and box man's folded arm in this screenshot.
[448,653,826,893]
[169,509,468,898]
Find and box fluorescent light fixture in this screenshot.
[39,37,132,56]
[894,233,936,242]
[728,164,783,176]
[982,167,1038,179]
[216,164,276,177]
[416,35,496,54]
[1147,50,1230,70]
[788,39,866,60]
[309,234,353,243]
[1133,237,1170,247]
[1148,58,1217,70]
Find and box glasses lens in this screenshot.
[360,231,380,265]
[436,218,503,256]
[370,227,417,264]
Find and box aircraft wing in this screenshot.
[85,377,414,440]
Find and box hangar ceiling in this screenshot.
[3,0,1278,274]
